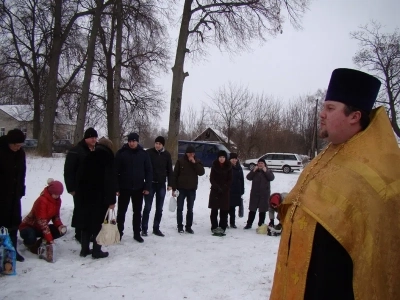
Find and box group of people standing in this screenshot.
[0,125,281,264]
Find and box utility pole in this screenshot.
[310,99,319,159]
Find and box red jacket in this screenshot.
[19,187,63,243]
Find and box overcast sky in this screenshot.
[156,0,400,129]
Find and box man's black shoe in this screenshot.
[185,228,194,234]
[134,236,144,243]
[141,231,148,237]
[153,229,165,237]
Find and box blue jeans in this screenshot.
[142,183,166,232]
[176,189,196,228]
[20,225,63,245]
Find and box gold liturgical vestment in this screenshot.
[270,107,400,300]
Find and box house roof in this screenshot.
[194,127,236,146]
[0,105,75,126]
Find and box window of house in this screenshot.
[0,127,5,136]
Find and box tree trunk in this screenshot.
[37,0,63,157]
[108,0,122,152]
[74,0,105,143]
[165,0,193,162]
[32,74,41,139]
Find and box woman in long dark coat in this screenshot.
[80,137,117,259]
[208,150,232,234]
[227,153,244,228]
[0,129,26,262]
[244,158,275,229]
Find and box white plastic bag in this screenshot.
[96,209,120,246]
[168,196,177,212]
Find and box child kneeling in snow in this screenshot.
[267,192,288,236]
[19,179,67,262]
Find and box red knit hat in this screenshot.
[47,178,64,195]
[270,193,281,208]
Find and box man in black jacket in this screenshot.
[64,127,98,243]
[172,145,205,234]
[0,129,26,262]
[115,132,152,243]
[141,136,172,237]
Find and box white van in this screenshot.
[243,153,303,173]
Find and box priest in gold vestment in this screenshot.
[270,68,400,300]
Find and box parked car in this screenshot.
[52,139,73,153]
[23,139,38,151]
[178,140,230,167]
[243,152,303,173]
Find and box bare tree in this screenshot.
[74,0,109,144]
[166,0,310,161]
[208,83,251,144]
[351,21,400,137]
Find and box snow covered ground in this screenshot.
[0,154,300,300]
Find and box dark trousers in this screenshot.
[176,189,196,228]
[72,195,82,241]
[117,189,144,237]
[246,211,267,226]
[142,183,166,232]
[20,225,63,245]
[228,206,237,225]
[210,209,228,230]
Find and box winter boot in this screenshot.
[141,230,148,237]
[25,238,43,255]
[177,225,184,233]
[92,241,109,259]
[80,230,92,257]
[244,211,256,229]
[268,219,275,227]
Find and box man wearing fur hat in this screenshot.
[0,129,26,262]
[270,69,400,300]
[141,136,173,237]
[171,145,205,234]
[115,132,152,243]
[64,127,98,243]
[244,158,275,230]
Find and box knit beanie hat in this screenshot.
[185,145,195,153]
[258,158,266,165]
[128,132,139,142]
[229,152,238,159]
[84,127,98,139]
[47,178,64,195]
[270,193,281,207]
[7,129,25,144]
[155,136,165,146]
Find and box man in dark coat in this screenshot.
[244,158,275,229]
[64,127,98,243]
[142,136,173,237]
[208,150,232,234]
[0,129,26,262]
[80,137,117,259]
[115,132,152,243]
[172,145,205,234]
[227,152,244,228]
